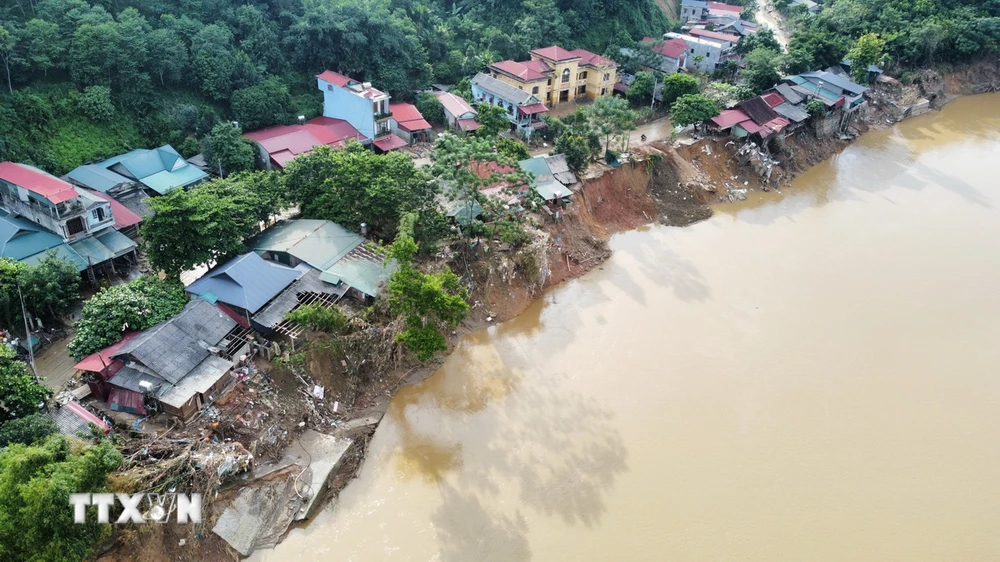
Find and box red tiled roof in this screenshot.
[74,332,141,374]
[457,118,480,131]
[762,116,790,135]
[737,120,763,134]
[530,45,580,62]
[490,60,548,82]
[516,103,549,116]
[390,103,433,132]
[654,38,689,59]
[84,189,142,230]
[372,134,408,152]
[689,28,740,43]
[243,117,367,169]
[0,162,79,204]
[761,92,785,107]
[569,48,617,68]
[315,70,354,87]
[709,109,751,128]
[436,92,477,119]
[523,60,551,74]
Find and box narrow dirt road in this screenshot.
[756,0,790,49]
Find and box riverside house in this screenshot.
[486,45,618,107]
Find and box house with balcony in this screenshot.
[471,73,549,138]
[486,45,618,108]
[0,162,137,279]
[663,32,735,73]
[316,71,409,152]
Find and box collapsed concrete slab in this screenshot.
[212,430,352,556]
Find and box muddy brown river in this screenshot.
[254,94,1000,561]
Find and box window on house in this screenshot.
[691,48,695,53]
[562,68,570,83]
[601,88,607,96]
[603,73,610,81]
[547,79,552,86]
[532,86,539,94]
[577,85,586,95]
[327,85,333,91]
[66,217,85,236]
[519,86,523,90]
[580,71,588,80]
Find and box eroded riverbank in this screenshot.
[246,92,1000,560]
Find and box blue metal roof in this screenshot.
[187,252,304,313]
[0,212,66,260]
[70,145,208,196]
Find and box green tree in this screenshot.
[660,73,700,107]
[0,414,58,447]
[554,133,593,173]
[496,137,530,161]
[146,28,188,86]
[387,214,469,361]
[0,435,122,562]
[588,95,637,154]
[69,21,120,88]
[233,4,283,72]
[190,24,238,101]
[0,26,17,94]
[669,93,719,130]
[283,143,439,241]
[230,76,291,131]
[742,47,781,93]
[68,277,188,359]
[18,252,81,327]
[626,70,656,106]
[0,346,50,423]
[780,47,814,75]
[21,19,64,78]
[202,122,256,175]
[846,33,888,83]
[416,92,445,126]
[474,103,511,139]
[0,258,28,335]
[805,99,826,116]
[76,85,114,122]
[142,184,252,277]
[737,27,781,55]
[788,30,846,71]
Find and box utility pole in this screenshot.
[16,281,38,382]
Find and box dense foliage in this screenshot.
[0,255,80,336]
[285,303,349,333]
[0,0,668,174]
[0,435,122,562]
[68,277,189,360]
[0,346,51,423]
[669,94,720,129]
[387,214,469,361]
[781,0,1000,72]
[142,171,284,276]
[0,413,58,448]
[283,143,439,242]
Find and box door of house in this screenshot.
[559,90,570,102]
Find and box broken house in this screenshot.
[0,162,138,280]
[75,298,253,420]
[252,219,397,303]
[519,155,577,213]
[435,92,479,134]
[185,252,305,330]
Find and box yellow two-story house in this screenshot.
[487,45,618,107]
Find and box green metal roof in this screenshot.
[533,179,572,201]
[77,145,208,195]
[22,245,88,272]
[253,220,365,271]
[70,236,116,264]
[319,253,398,298]
[518,156,553,182]
[66,164,131,193]
[94,228,138,257]
[0,212,65,260]
[446,199,484,225]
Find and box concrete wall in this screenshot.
[665,33,723,73]
[317,78,377,140]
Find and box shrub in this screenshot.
[77,86,115,123]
